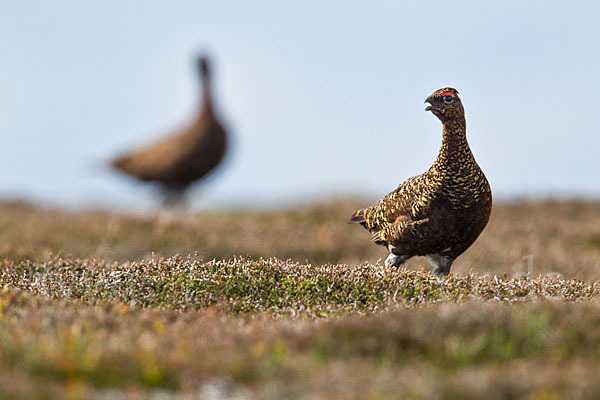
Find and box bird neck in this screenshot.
[434,116,473,168]
[200,75,214,114]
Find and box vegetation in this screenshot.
[0,199,599,398]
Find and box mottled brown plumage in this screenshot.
[350,88,492,277]
[111,56,227,205]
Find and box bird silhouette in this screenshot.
[350,88,492,277]
[111,55,227,206]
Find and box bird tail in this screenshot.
[348,209,366,225]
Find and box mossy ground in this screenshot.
[0,200,599,399]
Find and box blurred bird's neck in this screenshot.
[200,76,214,113]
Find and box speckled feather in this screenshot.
[350,88,492,276]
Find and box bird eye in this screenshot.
[443,95,454,103]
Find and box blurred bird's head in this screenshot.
[425,88,463,123]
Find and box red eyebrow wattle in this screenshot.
[441,91,455,97]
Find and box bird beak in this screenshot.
[425,96,434,111]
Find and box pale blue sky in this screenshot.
[0,1,598,209]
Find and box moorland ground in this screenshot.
[0,199,599,399]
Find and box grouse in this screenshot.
[111,55,227,205]
[349,88,492,277]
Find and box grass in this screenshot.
[2,290,600,399]
[0,199,599,279]
[1,257,598,315]
[0,199,599,398]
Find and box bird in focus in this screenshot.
[111,55,228,206]
[349,88,492,277]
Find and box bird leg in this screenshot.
[162,187,187,209]
[385,254,408,268]
[429,254,454,277]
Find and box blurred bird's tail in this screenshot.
[84,156,121,175]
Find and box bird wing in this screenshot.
[111,129,195,180]
[351,173,437,245]
[111,115,220,181]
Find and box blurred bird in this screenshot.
[111,55,227,206]
[350,88,492,277]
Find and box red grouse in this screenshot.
[111,56,227,205]
[350,88,492,277]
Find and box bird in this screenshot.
[349,88,492,277]
[111,55,228,206]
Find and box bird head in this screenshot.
[425,88,463,123]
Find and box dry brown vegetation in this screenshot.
[1,199,599,279]
[0,199,599,399]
